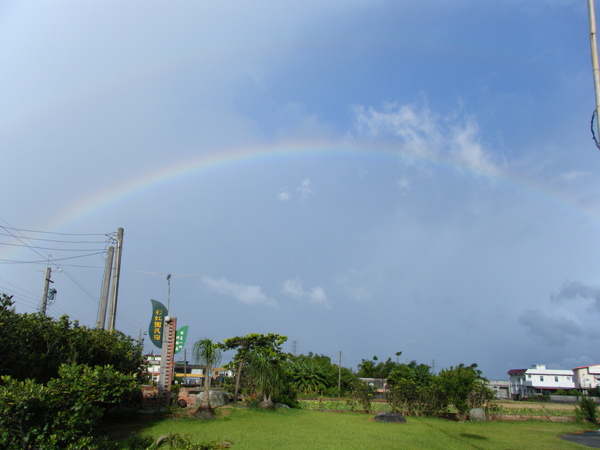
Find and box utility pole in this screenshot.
[107,228,124,331]
[589,0,600,138]
[338,351,342,396]
[184,348,188,385]
[41,266,52,316]
[96,246,114,329]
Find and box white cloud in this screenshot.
[397,177,411,194]
[203,277,276,307]
[297,179,314,201]
[556,170,592,183]
[278,179,315,202]
[281,278,331,308]
[277,188,291,201]
[351,102,500,177]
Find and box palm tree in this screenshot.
[247,351,280,409]
[192,338,221,415]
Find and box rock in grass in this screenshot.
[374,412,406,423]
[194,405,217,419]
[469,408,486,422]
[193,390,230,408]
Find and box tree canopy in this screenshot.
[0,294,145,383]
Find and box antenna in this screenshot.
[138,272,204,313]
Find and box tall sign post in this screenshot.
[158,316,177,396]
[148,299,188,402]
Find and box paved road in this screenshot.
[562,431,600,448]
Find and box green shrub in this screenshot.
[0,363,137,448]
[575,396,599,423]
[123,432,232,449]
[350,380,373,413]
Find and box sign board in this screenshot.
[148,299,167,348]
[174,325,188,354]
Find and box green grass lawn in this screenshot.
[115,407,600,449]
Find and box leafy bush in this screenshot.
[124,432,232,449]
[526,394,550,402]
[0,363,137,448]
[575,396,599,423]
[0,294,146,384]
[350,379,373,413]
[386,379,446,417]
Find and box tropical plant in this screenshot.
[220,333,287,403]
[192,338,222,411]
[246,351,281,408]
[357,354,403,379]
[285,353,357,397]
[286,358,329,394]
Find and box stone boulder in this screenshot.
[468,408,486,422]
[194,390,230,408]
[194,405,217,420]
[259,399,275,410]
[374,412,406,423]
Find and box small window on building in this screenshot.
[540,376,544,381]
[555,377,558,382]
[527,374,531,379]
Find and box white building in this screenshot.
[508,364,575,399]
[574,365,600,390]
[143,355,233,385]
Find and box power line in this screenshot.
[0,232,109,244]
[0,252,107,264]
[0,225,110,237]
[0,242,107,252]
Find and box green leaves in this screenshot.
[0,364,137,449]
[0,293,145,447]
[0,300,145,384]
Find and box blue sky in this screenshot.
[2,0,600,380]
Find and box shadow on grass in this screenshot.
[96,408,169,443]
[414,417,487,449]
[460,433,489,441]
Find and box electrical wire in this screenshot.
[0,219,139,334]
[0,252,107,264]
[0,242,108,252]
[0,225,110,236]
[0,232,109,244]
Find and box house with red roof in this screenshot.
[508,364,575,399]
[573,365,600,390]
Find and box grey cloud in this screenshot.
[518,309,583,347]
[553,281,600,313]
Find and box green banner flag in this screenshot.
[174,325,188,354]
[148,299,167,349]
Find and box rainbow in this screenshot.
[53,139,600,232]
